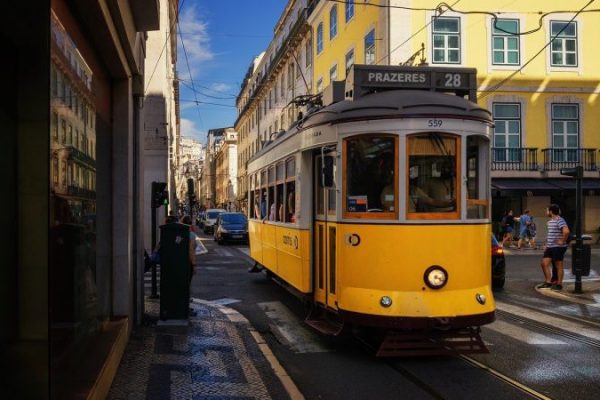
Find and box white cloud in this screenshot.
[178,6,214,75]
[180,118,205,141]
[210,82,233,93]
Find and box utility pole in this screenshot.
[560,166,591,293]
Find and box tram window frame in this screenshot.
[267,166,276,221]
[406,133,461,220]
[249,174,255,219]
[259,169,268,219]
[275,162,285,222]
[285,157,297,223]
[466,135,490,219]
[342,134,398,220]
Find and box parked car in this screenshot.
[202,209,226,234]
[214,212,249,245]
[492,234,506,289]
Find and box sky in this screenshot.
[176,0,288,144]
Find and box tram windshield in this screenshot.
[407,133,459,219]
[344,135,397,217]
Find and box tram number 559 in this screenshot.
[428,119,443,128]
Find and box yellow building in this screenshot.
[308,0,600,238]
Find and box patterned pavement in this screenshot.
[108,297,293,400]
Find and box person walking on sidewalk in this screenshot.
[536,204,570,291]
[517,209,536,249]
[501,210,515,248]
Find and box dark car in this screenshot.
[492,234,506,289]
[214,212,249,244]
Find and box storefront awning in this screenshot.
[492,179,559,191]
[545,178,600,190]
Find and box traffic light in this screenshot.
[151,181,169,209]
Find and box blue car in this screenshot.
[214,212,249,245]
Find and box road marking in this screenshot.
[495,300,600,341]
[258,301,329,353]
[209,298,241,306]
[235,247,250,256]
[484,319,567,345]
[460,355,553,400]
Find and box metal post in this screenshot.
[573,166,583,294]
[149,205,159,299]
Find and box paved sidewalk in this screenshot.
[108,297,301,400]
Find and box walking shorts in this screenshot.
[543,246,568,262]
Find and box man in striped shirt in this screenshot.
[536,204,570,291]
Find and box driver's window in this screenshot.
[343,135,398,219]
[407,133,460,220]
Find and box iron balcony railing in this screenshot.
[542,148,598,171]
[491,147,538,171]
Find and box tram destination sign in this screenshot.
[346,64,477,102]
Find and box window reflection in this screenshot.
[345,135,396,216]
[407,134,458,216]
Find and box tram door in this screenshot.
[314,155,337,309]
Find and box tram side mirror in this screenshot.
[321,156,334,188]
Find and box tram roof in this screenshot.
[300,89,492,129]
[250,89,492,164]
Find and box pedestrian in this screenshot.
[517,209,535,249]
[536,204,570,291]
[501,210,515,248]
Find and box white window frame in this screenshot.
[330,64,338,82]
[550,20,578,67]
[317,22,324,55]
[491,18,520,66]
[431,16,461,64]
[546,15,582,73]
[330,5,338,40]
[364,28,376,64]
[345,48,355,75]
[345,0,354,23]
[492,103,521,162]
[551,103,579,162]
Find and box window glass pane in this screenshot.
[448,50,459,62]
[494,135,506,147]
[566,53,576,65]
[447,35,459,48]
[566,121,578,134]
[507,37,518,50]
[466,136,489,219]
[553,134,564,147]
[433,17,458,33]
[566,135,578,147]
[433,35,444,48]
[507,51,519,64]
[493,51,504,64]
[433,49,444,62]
[508,120,520,133]
[551,40,562,51]
[494,19,518,34]
[494,104,519,118]
[345,136,396,214]
[508,135,520,147]
[494,121,507,134]
[552,53,562,65]
[553,121,564,134]
[553,105,577,118]
[493,37,503,50]
[407,134,457,214]
[565,39,576,52]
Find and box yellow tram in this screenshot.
[246,65,494,355]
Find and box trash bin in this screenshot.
[158,222,191,320]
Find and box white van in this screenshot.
[202,208,226,234]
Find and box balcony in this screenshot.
[542,148,598,171]
[491,147,538,171]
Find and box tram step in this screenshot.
[376,327,488,357]
[305,306,345,336]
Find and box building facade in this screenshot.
[235,0,315,214]
[0,1,159,397]
[215,129,239,210]
[307,0,600,239]
[143,0,180,251]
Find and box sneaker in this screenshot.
[551,284,563,291]
[536,282,553,289]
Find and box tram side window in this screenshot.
[285,158,297,223]
[276,162,284,221]
[249,175,255,219]
[466,135,490,219]
[344,135,397,217]
[407,134,459,218]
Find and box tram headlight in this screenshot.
[424,266,448,289]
